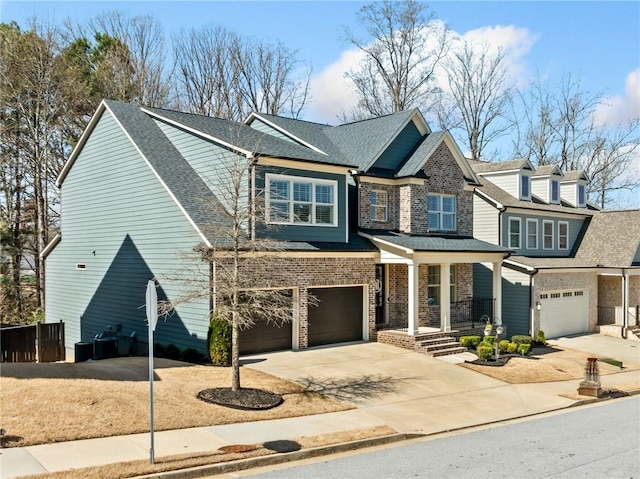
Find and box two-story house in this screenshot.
[43,100,511,359]
[469,159,640,339]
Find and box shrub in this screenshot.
[180,347,202,363]
[517,343,531,355]
[165,343,181,360]
[498,339,510,353]
[477,345,493,361]
[207,314,231,366]
[460,336,481,348]
[511,335,533,345]
[483,335,496,345]
[535,330,546,345]
[507,342,518,353]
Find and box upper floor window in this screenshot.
[520,175,531,200]
[428,194,456,231]
[526,219,538,249]
[427,265,456,306]
[543,220,554,250]
[266,174,336,226]
[551,180,559,203]
[558,221,569,250]
[578,184,586,207]
[371,190,388,222]
[508,217,521,249]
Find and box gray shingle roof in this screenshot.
[468,158,529,173]
[395,131,446,178]
[105,100,232,243]
[575,210,640,266]
[360,230,511,254]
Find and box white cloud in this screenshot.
[593,69,640,127]
[306,22,538,124]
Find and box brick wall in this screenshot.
[358,181,398,230]
[214,256,376,348]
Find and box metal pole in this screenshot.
[149,322,154,464]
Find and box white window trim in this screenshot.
[371,189,388,222]
[428,193,457,232]
[508,217,521,249]
[520,174,531,201]
[558,221,569,250]
[265,173,338,227]
[526,218,538,250]
[543,220,554,250]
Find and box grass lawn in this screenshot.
[0,357,353,447]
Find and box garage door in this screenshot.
[239,319,292,355]
[539,290,588,338]
[308,286,363,347]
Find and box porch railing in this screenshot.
[450,297,495,329]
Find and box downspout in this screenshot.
[530,269,539,337]
[249,156,256,242]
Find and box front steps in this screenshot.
[627,326,640,341]
[376,329,468,357]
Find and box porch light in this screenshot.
[536,301,541,311]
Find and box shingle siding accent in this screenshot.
[214,256,376,348]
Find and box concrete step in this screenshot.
[419,337,460,347]
[420,341,461,353]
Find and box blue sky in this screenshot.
[2,1,639,205]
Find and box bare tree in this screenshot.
[158,130,306,391]
[173,25,310,121]
[443,41,513,160]
[512,73,639,208]
[342,0,450,121]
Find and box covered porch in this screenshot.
[362,231,510,346]
[597,269,640,337]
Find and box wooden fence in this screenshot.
[1,321,65,363]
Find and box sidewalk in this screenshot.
[2,338,639,479]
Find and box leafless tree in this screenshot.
[443,41,513,161]
[173,25,310,121]
[341,0,450,121]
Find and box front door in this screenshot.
[375,264,387,327]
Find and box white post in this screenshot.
[623,272,629,329]
[407,262,419,335]
[493,261,503,323]
[441,263,451,332]
[146,280,158,465]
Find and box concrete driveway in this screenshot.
[547,333,640,369]
[242,341,581,434]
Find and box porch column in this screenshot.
[441,263,451,332]
[623,272,629,328]
[407,261,419,336]
[493,261,503,323]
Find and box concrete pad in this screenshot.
[26,436,148,472]
[127,427,230,457]
[547,334,640,368]
[0,447,47,479]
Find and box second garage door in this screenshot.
[308,286,363,347]
[539,290,588,338]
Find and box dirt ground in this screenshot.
[459,345,632,383]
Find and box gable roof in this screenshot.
[532,164,563,177]
[468,158,534,174]
[575,209,640,267]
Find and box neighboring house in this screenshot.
[43,100,511,359]
[469,158,640,339]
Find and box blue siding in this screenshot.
[255,166,347,242]
[501,213,586,256]
[46,110,210,355]
[371,122,422,171]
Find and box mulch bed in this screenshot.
[465,353,537,367]
[197,387,283,410]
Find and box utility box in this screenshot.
[93,337,118,360]
[74,342,93,362]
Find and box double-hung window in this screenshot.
[266,174,336,226]
[371,190,388,222]
[428,194,456,231]
[508,218,521,249]
[543,220,554,250]
[526,219,538,249]
[558,221,569,250]
[427,265,456,306]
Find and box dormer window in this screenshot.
[520,175,531,200]
[578,184,586,207]
[551,180,559,203]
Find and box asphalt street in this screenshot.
[233,397,640,479]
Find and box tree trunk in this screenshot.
[231,311,241,391]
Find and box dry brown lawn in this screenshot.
[459,346,632,383]
[0,357,352,447]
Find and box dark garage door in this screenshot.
[308,286,363,347]
[240,320,292,355]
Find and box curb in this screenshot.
[133,433,424,479]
